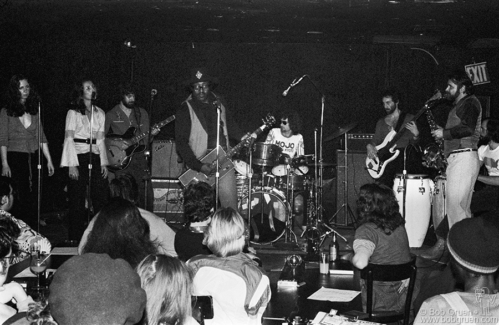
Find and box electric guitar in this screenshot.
[365,92,442,178]
[178,114,276,187]
[106,115,175,171]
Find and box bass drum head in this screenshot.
[238,190,290,244]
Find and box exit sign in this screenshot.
[465,62,490,85]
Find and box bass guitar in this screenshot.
[178,114,276,187]
[106,115,175,171]
[365,92,442,178]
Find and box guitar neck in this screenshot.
[129,115,175,145]
[226,124,269,158]
[387,106,427,147]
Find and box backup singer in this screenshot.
[175,67,244,209]
[366,89,420,187]
[60,80,109,241]
[0,75,55,227]
[104,83,159,210]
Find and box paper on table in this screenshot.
[308,287,360,302]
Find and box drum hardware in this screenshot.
[329,124,358,228]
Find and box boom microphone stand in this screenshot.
[37,102,42,233]
[214,105,221,210]
[86,101,95,224]
[144,89,158,211]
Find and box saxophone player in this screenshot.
[421,71,482,260]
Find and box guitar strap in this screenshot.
[394,111,407,133]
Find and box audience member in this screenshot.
[137,254,198,325]
[345,183,413,312]
[78,173,177,257]
[48,253,146,325]
[175,182,214,261]
[81,198,158,268]
[414,216,499,324]
[0,217,34,324]
[0,176,51,263]
[188,207,271,325]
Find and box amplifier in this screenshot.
[339,134,374,151]
[152,179,184,224]
[151,140,184,179]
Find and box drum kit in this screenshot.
[235,142,333,247]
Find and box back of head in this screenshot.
[448,216,499,275]
[49,253,146,325]
[486,118,499,143]
[356,183,404,234]
[0,176,11,199]
[183,182,215,224]
[137,254,193,325]
[109,173,139,204]
[204,207,246,257]
[83,198,157,268]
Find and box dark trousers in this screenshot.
[8,151,40,228]
[67,153,108,241]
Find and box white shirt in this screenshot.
[265,128,304,158]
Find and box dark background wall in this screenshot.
[1,39,498,211]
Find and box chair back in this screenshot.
[360,257,417,325]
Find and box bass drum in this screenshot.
[238,189,290,244]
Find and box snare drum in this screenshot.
[252,143,282,167]
[275,174,310,192]
[238,189,289,244]
[393,174,434,248]
[432,176,446,231]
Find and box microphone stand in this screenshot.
[37,102,42,233]
[86,103,95,224]
[215,106,221,210]
[144,90,157,211]
[402,146,408,220]
[246,140,254,248]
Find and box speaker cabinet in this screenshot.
[334,150,373,226]
[152,179,184,224]
[151,140,184,179]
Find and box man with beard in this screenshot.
[105,83,159,210]
[420,72,482,260]
[366,89,420,187]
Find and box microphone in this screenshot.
[282,75,308,97]
[151,89,158,97]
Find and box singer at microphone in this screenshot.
[104,82,160,210]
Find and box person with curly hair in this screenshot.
[0,217,35,324]
[0,75,55,228]
[174,182,215,261]
[81,198,158,268]
[346,183,412,313]
[137,254,198,325]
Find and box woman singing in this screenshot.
[0,75,54,228]
[60,79,108,242]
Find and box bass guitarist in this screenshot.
[366,89,421,187]
[175,67,247,210]
[104,83,160,210]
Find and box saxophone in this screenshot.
[422,93,447,173]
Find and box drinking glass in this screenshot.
[30,252,48,290]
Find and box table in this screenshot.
[263,260,362,324]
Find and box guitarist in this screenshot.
[104,83,160,210]
[175,68,247,210]
[366,89,421,187]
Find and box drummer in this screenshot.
[265,109,307,232]
[265,109,305,166]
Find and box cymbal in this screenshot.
[307,162,336,168]
[324,122,358,142]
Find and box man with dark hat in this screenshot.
[175,68,245,209]
[105,83,160,210]
[414,216,499,324]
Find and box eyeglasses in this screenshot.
[280,120,288,125]
[193,84,210,92]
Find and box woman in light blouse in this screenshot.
[60,79,109,241]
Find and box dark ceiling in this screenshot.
[1,0,498,46]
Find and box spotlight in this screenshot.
[123,39,136,49]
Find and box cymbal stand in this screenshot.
[329,131,357,228]
[283,163,296,243]
[245,142,255,249]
